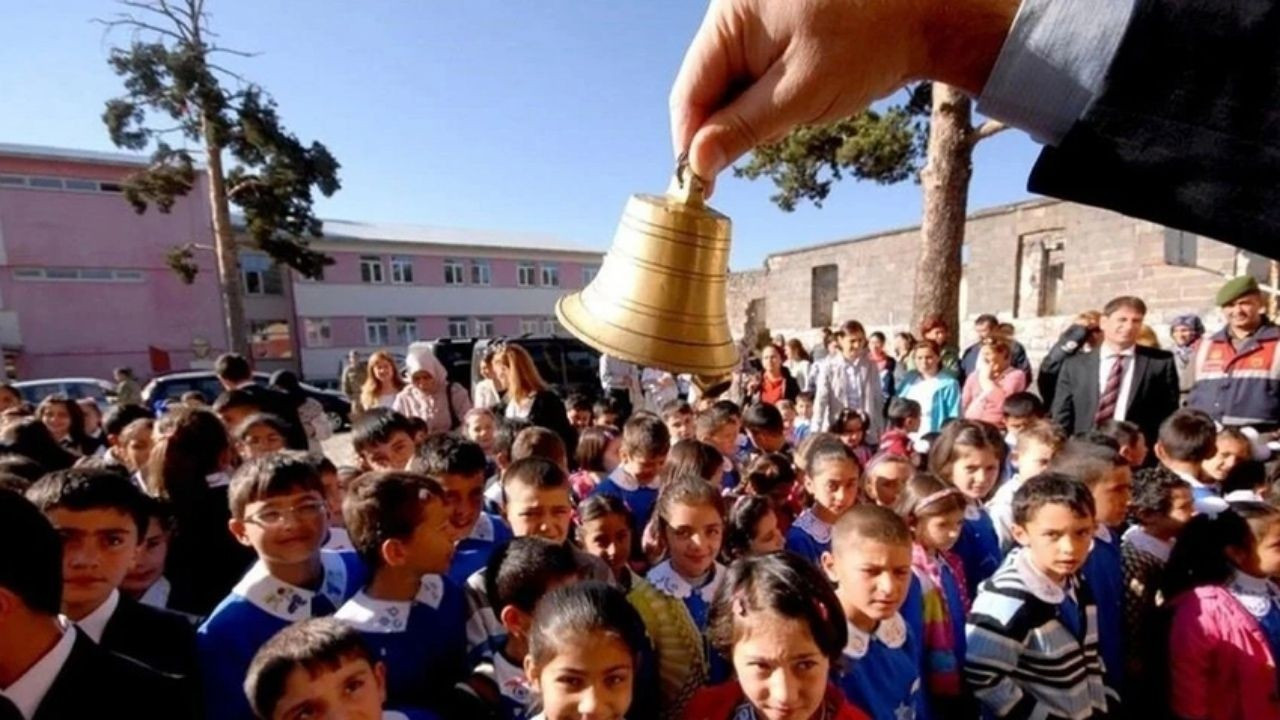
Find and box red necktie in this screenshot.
[1095,354,1127,425]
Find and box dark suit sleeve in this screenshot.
[1028,0,1280,253]
[1157,354,1181,425]
[1051,359,1076,433]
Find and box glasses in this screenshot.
[245,500,327,528]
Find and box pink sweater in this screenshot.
[961,369,1026,426]
[1168,585,1280,720]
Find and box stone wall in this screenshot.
[727,198,1262,368]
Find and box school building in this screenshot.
[726,197,1269,366]
[0,142,602,382]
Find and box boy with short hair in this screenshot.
[335,471,466,715]
[593,395,624,429]
[198,452,366,720]
[593,413,671,541]
[120,495,177,609]
[25,468,198,680]
[990,419,1065,552]
[243,617,392,720]
[660,399,696,443]
[100,403,154,470]
[878,397,921,457]
[418,434,514,585]
[741,402,790,461]
[697,403,743,491]
[484,417,533,513]
[1099,419,1149,468]
[457,537,580,720]
[966,474,1115,719]
[1000,392,1046,439]
[1154,407,1219,500]
[793,390,815,442]
[510,425,568,471]
[820,505,926,720]
[316,456,353,551]
[352,409,418,472]
[564,393,594,431]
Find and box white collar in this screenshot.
[1176,470,1214,491]
[1102,345,1135,359]
[468,513,495,542]
[206,471,231,489]
[232,551,350,622]
[138,577,172,609]
[493,651,532,705]
[1121,526,1172,563]
[606,466,644,493]
[1,620,76,720]
[68,589,119,643]
[334,576,447,633]
[1229,571,1280,618]
[1094,524,1113,544]
[793,508,832,544]
[843,614,908,659]
[1011,548,1069,604]
[646,560,725,603]
[1225,489,1265,503]
[963,501,983,521]
[324,527,354,551]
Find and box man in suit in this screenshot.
[214,352,308,450]
[1051,296,1179,448]
[0,489,180,719]
[668,0,1280,251]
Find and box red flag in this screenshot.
[149,346,171,374]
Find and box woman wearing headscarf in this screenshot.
[393,342,473,434]
[1170,314,1205,404]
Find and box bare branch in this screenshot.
[118,0,192,35]
[207,63,248,84]
[207,45,260,58]
[93,14,185,41]
[227,178,267,199]
[970,119,1009,146]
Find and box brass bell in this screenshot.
[556,162,738,378]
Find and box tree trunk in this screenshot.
[912,84,975,338]
[203,115,248,357]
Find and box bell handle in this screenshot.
[667,152,707,208]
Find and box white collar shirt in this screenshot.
[1098,345,1137,421]
[1,621,76,720]
[68,589,119,644]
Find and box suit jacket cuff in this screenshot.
[976,0,1139,145]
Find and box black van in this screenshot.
[469,336,600,399]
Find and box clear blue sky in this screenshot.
[0,1,1041,270]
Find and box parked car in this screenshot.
[14,377,117,405]
[141,371,352,429]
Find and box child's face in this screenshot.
[80,405,101,434]
[580,513,633,577]
[915,509,964,553]
[803,457,859,520]
[1015,439,1055,479]
[270,657,387,720]
[568,407,593,430]
[596,412,620,428]
[778,406,796,427]
[795,398,812,419]
[866,461,909,509]
[465,414,497,453]
[403,499,457,575]
[241,424,287,459]
[526,631,635,720]
[664,501,724,579]
[666,413,696,442]
[913,347,940,376]
[218,405,255,434]
[949,447,1000,502]
[1003,414,1032,437]
[823,537,912,626]
[1120,436,1149,468]
[505,482,575,544]
[749,509,785,555]
[360,430,416,472]
[1012,502,1095,583]
[41,404,71,439]
[122,428,155,473]
[49,507,139,616]
[233,490,329,566]
[731,611,830,720]
[748,428,786,454]
[1147,486,1195,540]
[1253,522,1280,578]
[704,422,740,457]
[123,517,169,596]
[1091,465,1133,528]
[1204,436,1251,483]
[904,414,922,433]
[838,419,865,449]
[621,449,665,486]
[439,471,485,537]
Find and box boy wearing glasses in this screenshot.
[198,452,366,720]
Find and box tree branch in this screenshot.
[207,63,249,84]
[227,178,267,199]
[207,45,260,58]
[118,0,192,36]
[970,119,1009,146]
[93,14,184,41]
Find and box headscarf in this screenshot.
[1170,313,1205,363]
[394,343,470,433]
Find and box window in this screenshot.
[303,318,332,348]
[470,259,491,286]
[11,267,144,283]
[365,317,391,346]
[473,317,494,338]
[0,175,24,186]
[582,265,599,286]
[242,254,283,295]
[28,177,63,190]
[810,264,838,328]
[447,317,469,339]
[249,320,293,360]
[444,259,465,286]
[360,256,384,284]
[517,262,537,287]
[540,263,560,288]
[396,317,418,345]
[520,318,540,335]
[0,175,124,194]
[1014,230,1066,319]
[542,318,560,336]
[390,256,414,284]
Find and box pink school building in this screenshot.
[0,143,602,383]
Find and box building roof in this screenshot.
[306,218,597,255]
[0,142,154,168]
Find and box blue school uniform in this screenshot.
[197,550,365,720]
[447,512,512,585]
[592,467,659,541]
[1081,525,1125,695]
[953,503,1001,598]
[334,575,466,716]
[467,646,534,720]
[838,614,928,720]
[1229,571,1280,668]
[647,559,731,683]
[785,508,832,567]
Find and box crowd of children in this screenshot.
[5,326,1280,720]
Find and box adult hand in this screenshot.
[670,0,1019,185]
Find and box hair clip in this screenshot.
[814,599,828,623]
[915,488,961,512]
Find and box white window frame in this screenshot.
[443,259,465,286]
[365,317,390,346]
[360,256,384,284]
[303,318,332,348]
[581,265,599,286]
[473,317,495,338]
[519,318,540,335]
[517,262,537,287]
[241,254,282,296]
[542,318,559,336]
[447,317,470,339]
[540,263,560,288]
[470,259,491,286]
[390,256,414,284]
[395,317,418,345]
[11,267,144,283]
